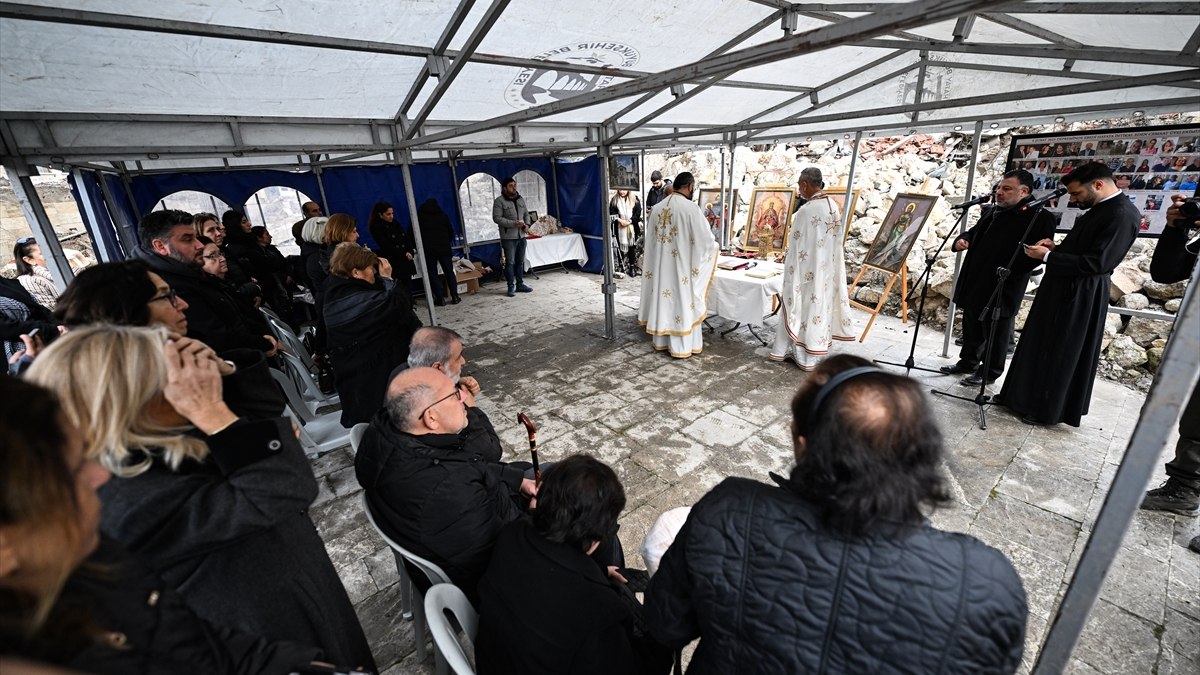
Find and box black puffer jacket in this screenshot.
[354,406,526,602]
[646,477,1027,675]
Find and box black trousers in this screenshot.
[1165,384,1200,490]
[957,305,1014,381]
[426,252,457,300]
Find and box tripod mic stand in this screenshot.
[875,203,977,375]
[931,203,1047,430]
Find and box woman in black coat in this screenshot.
[475,455,672,675]
[25,324,376,672]
[1,374,323,675]
[323,242,422,426]
[368,201,416,285]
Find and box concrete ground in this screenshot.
[307,269,1198,675]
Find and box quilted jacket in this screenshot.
[646,477,1028,674]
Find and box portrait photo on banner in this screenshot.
[742,187,795,254]
[861,192,938,274]
[697,187,739,244]
[609,154,640,190]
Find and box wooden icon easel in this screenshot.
[848,261,908,342]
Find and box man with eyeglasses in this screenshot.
[134,209,279,356]
[355,366,537,603]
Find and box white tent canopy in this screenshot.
[1,0,1197,170]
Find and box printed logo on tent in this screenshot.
[505,42,640,109]
[896,54,953,105]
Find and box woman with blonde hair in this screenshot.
[0,377,322,673]
[323,242,422,426]
[24,324,376,671]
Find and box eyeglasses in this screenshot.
[202,252,226,261]
[420,387,465,419]
[149,288,180,308]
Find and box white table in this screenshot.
[523,232,588,272]
[706,257,785,344]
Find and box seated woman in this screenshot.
[0,377,323,674]
[475,454,672,675]
[12,237,59,310]
[53,260,281,421]
[323,242,422,426]
[646,355,1028,674]
[25,324,376,672]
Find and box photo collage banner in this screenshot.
[1007,124,1200,237]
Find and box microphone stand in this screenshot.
[875,203,978,375]
[931,202,1047,430]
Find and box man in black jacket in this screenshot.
[1141,195,1200,544]
[941,169,1057,386]
[644,170,669,217]
[354,367,536,601]
[133,209,279,356]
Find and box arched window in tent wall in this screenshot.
[513,169,548,219]
[156,191,231,222]
[458,173,503,245]
[244,186,316,255]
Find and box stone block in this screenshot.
[1122,316,1168,347]
[1143,279,1188,300]
[1109,265,1146,301]
[996,458,1093,522]
[1115,292,1149,310]
[972,494,1081,564]
[1097,546,1169,624]
[1165,298,1181,313]
[1105,335,1147,368]
[1073,599,1160,675]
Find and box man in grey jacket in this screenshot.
[492,176,534,297]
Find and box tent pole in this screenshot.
[449,153,470,257]
[719,145,727,248]
[942,120,983,357]
[115,161,142,222]
[550,154,562,223]
[95,169,137,254]
[725,141,738,249]
[598,141,616,340]
[841,131,863,236]
[399,153,439,327]
[313,162,331,215]
[3,159,73,292]
[70,168,118,263]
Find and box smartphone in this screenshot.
[27,327,39,338]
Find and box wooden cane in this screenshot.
[517,412,540,486]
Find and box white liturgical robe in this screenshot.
[771,195,857,370]
[638,193,719,358]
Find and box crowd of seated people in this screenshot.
[1,208,1032,674]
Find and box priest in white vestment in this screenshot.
[638,172,719,358]
[770,167,857,370]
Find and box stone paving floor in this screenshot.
[307,269,1198,675]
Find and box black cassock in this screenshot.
[999,193,1139,426]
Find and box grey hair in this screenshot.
[300,216,329,244]
[799,167,824,188]
[407,326,463,370]
[386,382,436,432]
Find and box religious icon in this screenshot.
[741,187,795,254]
[696,187,738,245]
[608,155,639,190]
[861,193,938,274]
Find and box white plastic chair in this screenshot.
[425,583,478,675]
[269,368,350,456]
[349,422,369,455]
[360,492,454,673]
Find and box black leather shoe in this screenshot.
[434,298,446,306]
[939,363,976,375]
[451,296,462,304]
[960,374,996,387]
[1021,414,1045,426]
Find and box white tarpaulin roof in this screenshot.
[1,0,1197,171]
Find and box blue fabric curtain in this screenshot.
[554,156,604,273]
[67,170,126,261]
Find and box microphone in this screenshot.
[950,194,992,210]
[1022,187,1067,211]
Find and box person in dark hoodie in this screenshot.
[322,242,422,427]
[222,210,291,318]
[132,210,279,356]
[417,198,460,305]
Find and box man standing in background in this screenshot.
[492,176,534,298]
